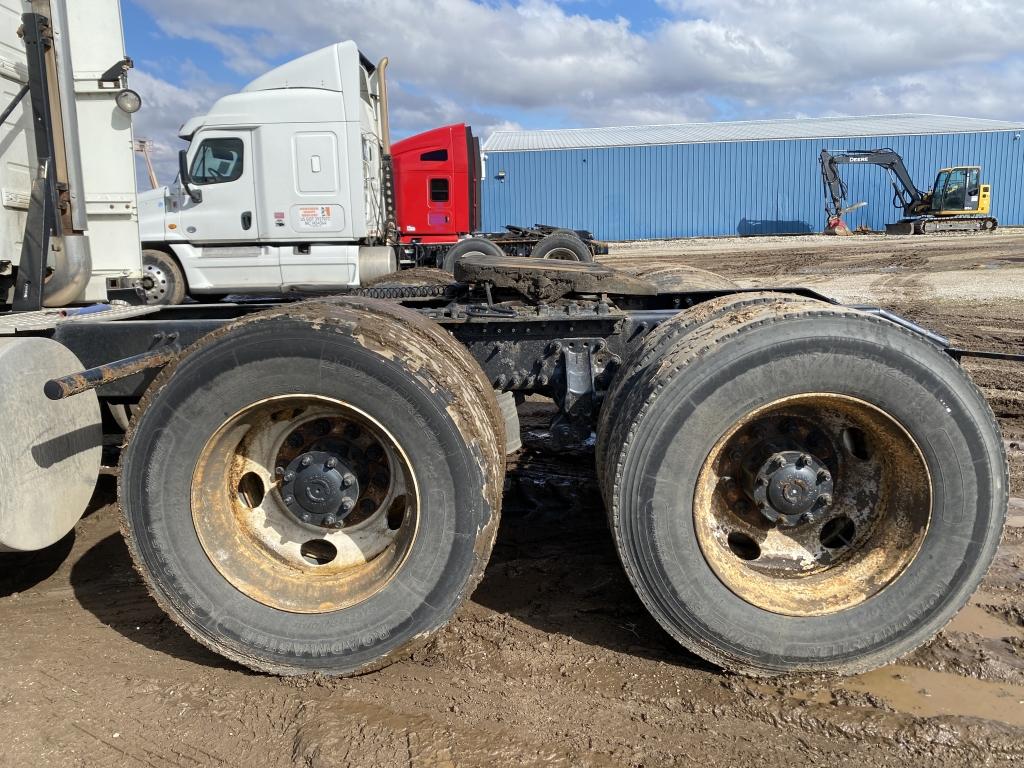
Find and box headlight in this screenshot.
[116,89,142,114]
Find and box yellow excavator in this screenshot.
[820,148,998,235]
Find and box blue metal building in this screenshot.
[480,114,1024,241]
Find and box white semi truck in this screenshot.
[136,42,398,303]
[135,45,605,304]
[0,0,1014,681]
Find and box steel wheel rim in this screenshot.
[192,395,420,613]
[142,263,168,304]
[542,246,581,261]
[693,394,931,616]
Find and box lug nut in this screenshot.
[770,454,786,470]
[326,457,338,469]
[797,454,811,467]
[301,455,313,467]
[818,493,833,506]
[324,515,337,527]
[817,470,831,484]
[284,495,295,505]
[284,471,295,482]
[275,466,285,477]
[342,473,355,488]
[301,513,311,522]
[341,498,356,513]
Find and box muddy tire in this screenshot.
[624,264,738,292]
[119,298,505,675]
[442,238,505,272]
[599,302,1007,676]
[141,249,187,305]
[531,233,593,263]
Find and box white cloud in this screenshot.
[127,0,1024,173]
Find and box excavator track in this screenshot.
[886,216,998,235]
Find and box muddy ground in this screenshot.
[3,230,1024,767]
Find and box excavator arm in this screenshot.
[819,148,931,220]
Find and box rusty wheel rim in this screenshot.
[192,395,419,613]
[693,394,931,616]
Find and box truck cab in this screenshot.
[391,123,481,243]
[928,166,992,215]
[140,42,397,302]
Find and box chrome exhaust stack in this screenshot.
[29,0,92,307]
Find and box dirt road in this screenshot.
[2,231,1024,767]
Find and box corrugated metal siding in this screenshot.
[483,114,1023,151]
[481,130,1024,240]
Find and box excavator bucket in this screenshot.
[825,216,852,236]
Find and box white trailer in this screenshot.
[0,0,140,308]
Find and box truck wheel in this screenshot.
[141,249,187,305]
[530,233,594,262]
[0,338,101,552]
[441,238,505,272]
[120,298,505,675]
[623,264,738,292]
[600,301,1006,675]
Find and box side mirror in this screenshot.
[178,149,202,204]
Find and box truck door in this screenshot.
[427,175,452,230]
[178,131,279,287]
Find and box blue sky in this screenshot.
[122,0,1024,186]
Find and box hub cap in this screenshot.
[751,450,834,526]
[141,262,169,304]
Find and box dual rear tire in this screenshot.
[597,295,1007,674]
[119,289,1007,678]
[120,298,505,675]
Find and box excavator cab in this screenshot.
[930,166,991,216]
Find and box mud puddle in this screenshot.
[946,602,1024,641]
[844,666,1024,727]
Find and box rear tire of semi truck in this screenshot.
[119,298,506,675]
[530,233,593,263]
[597,298,1007,676]
[441,238,505,273]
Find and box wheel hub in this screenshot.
[752,450,833,526]
[279,450,360,528]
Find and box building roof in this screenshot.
[482,114,1024,152]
